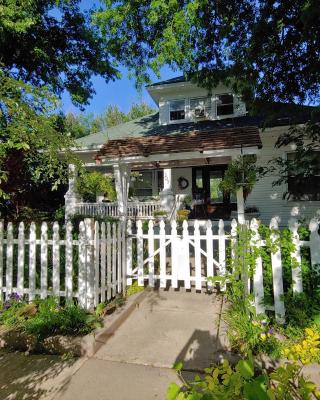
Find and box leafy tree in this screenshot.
[95,102,155,129]
[1,0,119,107]
[94,0,320,104]
[94,0,320,184]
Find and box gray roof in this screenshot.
[76,101,318,150]
[146,75,187,87]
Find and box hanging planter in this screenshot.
[219,155,259,201]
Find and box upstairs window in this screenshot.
[287,152,320,201]
[170,99,185,121]
[217,94,234,116]
[190,97,211,119]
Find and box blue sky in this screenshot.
[61,66,178,116]
[59,0,178,116]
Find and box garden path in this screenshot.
[0,290,228,400]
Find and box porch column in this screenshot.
[231,154,245,224]
[65,164,82,220]
[160,168,175,212]
[113,163,131,219]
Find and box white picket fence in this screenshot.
[0,217,320,320]
[0,219,125,310]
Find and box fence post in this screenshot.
[171,220,178,289]
[29,222,36,302]
[117,221,122,293]
[78,221,87,309]
[40,222,48,299]
[6,222,13,299]
[148,220,155,287]
[206,220,213,289]
[126,220,132,286]
[121,221,127,294]
[230,218,239,279]
[218,219,226,291]
[288,218,303,293]
[65,221,73,301]
[183,220,191,290]
[107,222,112,300]
[194,220,202,291]
[309,218,320,270]
[100,222,106,303]
[270,217,285,324]
[250,218,265,315]
[112,223,117,295]
[17,222,25,298]
[94,221,100,307]
[84,218,95,311]
[52,222,60,298]
[0,221,3,300]
[159,219,166,288]
[137,220,144,286]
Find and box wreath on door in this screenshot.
[178,176,189,190]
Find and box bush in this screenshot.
[0,296,101,339]
[167,356,320,400]
[77,171,116,202]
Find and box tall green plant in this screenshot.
[77,171,116,202]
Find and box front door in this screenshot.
[192,166,236,219]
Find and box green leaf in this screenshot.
[173,361,184,372]
[237,359,254,379]
[166,383,181,400]
[244,376,269,400]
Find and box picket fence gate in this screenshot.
[0,217,320,321]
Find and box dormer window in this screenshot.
[190,97,211,119]
[170,99,186,121]
[217,94,234,116]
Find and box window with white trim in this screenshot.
[169,99,186,121]
[216,94,234,116]
[190,97,211,119]
[287,152,320,201]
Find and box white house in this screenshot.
[65,76,320,225]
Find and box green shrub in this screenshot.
[167,357,320,400]
[0,296,101,339]
[126,281,144,297]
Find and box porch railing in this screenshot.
[76,201,162,219]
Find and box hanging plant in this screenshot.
[219,155,260,200]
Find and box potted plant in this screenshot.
[220,155,263,219]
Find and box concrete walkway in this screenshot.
[0,290,227,400]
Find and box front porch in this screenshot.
[65,126,262,222]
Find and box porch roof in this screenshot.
[95,125,262,161]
